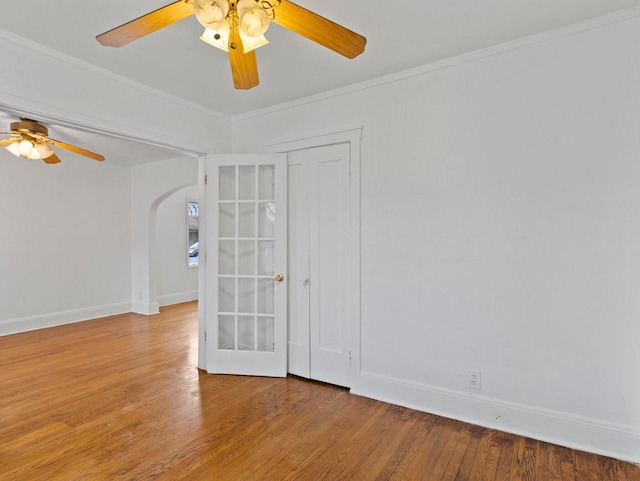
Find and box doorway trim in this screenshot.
[263,127,363,386]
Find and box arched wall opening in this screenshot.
[154,185,200,308]
[131,156,199,315]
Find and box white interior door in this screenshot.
[288,143,351,387]
[287,155,311,378]
[205,154,287,377]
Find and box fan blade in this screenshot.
[43,153,61,164]
[0,137,18,147]
[228,26,259,90]
[272,1,366,59]
[47,139,105,162]
[96,0,194,47]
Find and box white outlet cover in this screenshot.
[469,370,481,390]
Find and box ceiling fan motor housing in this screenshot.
[11,120,48,137]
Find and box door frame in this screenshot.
[263,127,362,387]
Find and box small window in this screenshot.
[187,200,199,268]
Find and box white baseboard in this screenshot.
[0,292,198,336]
[157,290,198,307]
[0,302,132,337]
[131,301,160,315]
[351,371,640,464]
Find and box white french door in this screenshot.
[205,154,287,377]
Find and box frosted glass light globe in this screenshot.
[5,142,21,157]
[194,0,229,30]
[26,148,43,160]
[35,143,54,159]
[17,139,34,156]
[238,1,269,37]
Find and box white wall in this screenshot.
[156,186,199,306]
[0,154,132,334]
[232,11,640,462]
[0,27,228,329]
[0,152,201,334]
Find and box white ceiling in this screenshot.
[0,0,637,164]
[0,0,636,117]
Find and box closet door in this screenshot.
[288,143,351,387]
[287,155,311,378]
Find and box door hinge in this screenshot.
[348,350,352,367]
[204,252,207,263]
[204,174,208,185]
[204,331,207,341]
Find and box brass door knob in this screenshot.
[274,274,285,282]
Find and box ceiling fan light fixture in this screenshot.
[26,149,43,160]
[5,141,21,157]
[4,135,55,160]
[35,143,54,159]
[2,119,104,163]
[201,25,230,52]
[194,0,229,31]
[17,139,35,156]
[237,0,270,38]
[239,31,269,53]
[95,0,367,90]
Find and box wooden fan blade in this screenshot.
[43,153,61,164]
[272,1,366,59]
[48,139,105,162]
[96,0,194,47]
[228,26,259,90]
[0,137,18,147]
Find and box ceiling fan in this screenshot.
[0,119,105,164]
[96,0,367,90]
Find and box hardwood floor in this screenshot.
[0,301,638,480]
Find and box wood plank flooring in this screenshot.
[0,301,638,480]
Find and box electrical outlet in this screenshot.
[468,370,481,390]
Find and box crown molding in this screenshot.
[234,4,640,123]
[0,27,230,124]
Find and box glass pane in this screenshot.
[238,278,255,313]
[216,162,280,358]
[239,165,256,200]
[258,317,275,352]
[258,240,274,275]
[187,201,199,268]
[258,165,275,200]
[257,279,274,314]
[219,166,236,200]
[218,277,235,312]
[218,315,235,350]
[239,203,255,238]
[219,203,235,238]
[238,240,255,275]
[218,240,235,275]
[258,202,275,238]
[238,316,255,351]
